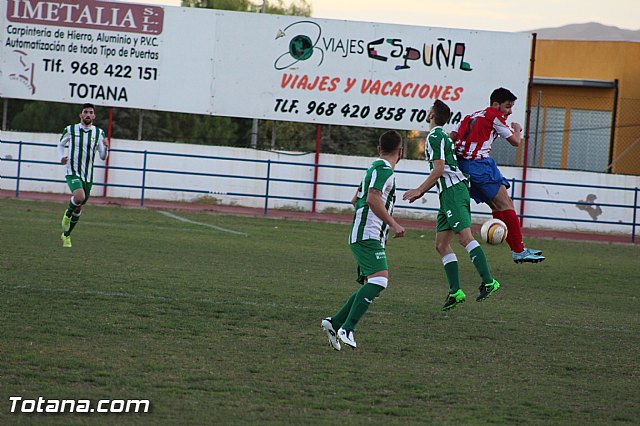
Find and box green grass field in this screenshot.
[1,197,638,425]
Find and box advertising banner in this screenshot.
[0,1,532,129]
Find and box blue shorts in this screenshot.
[456,157,510,204]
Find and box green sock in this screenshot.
[470,246,493,284]
[65,213,80,237]
[66,199,77,217]
[443,261,460,293]
[342,283,383,331]
[331,290,358,330]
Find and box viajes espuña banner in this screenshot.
[0,0,532,130]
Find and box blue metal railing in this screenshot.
[1,139,638,242]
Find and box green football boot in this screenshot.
[442,289,466,311]
[61,213,71,233]
[61,233,72,248]
[476,279,501,302]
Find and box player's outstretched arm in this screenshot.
[506,122,522,147]
[351,188,359,206]
[97,130,109,160]
[58,127,70,163]
[402,160,444,203]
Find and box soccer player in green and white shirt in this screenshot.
[322,131,405,350]
[404,100,500,311]
[58,103,109,248]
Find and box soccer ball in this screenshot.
[480,219,508,245]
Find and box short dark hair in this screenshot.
[431,99,451,126]
[378,130,403,154]
[490,88,517,104]
[81,103,95,111]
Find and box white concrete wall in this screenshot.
[2,131,639,236]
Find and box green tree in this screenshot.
[257,120,316,152]
[182,0,253,10]
[9,101,84,133]
[182,0,311,15]
[405,131,425,160]
[154,112,241,146]
[321,125,382,157]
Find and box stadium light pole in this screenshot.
[137,111,144,141]
[103,107,113,198]
[312,124,321,213]
[2,98,7,130]
[520,32,537,227]
[250,1,267,149]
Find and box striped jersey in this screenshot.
[349,159,396,246]
[426,127,467,195]
[454,107,514,160]
[58,123,108,183]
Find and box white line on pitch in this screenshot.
[158,211,248,236]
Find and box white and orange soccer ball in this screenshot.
[480,218,508,245]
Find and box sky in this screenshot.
[121,0,639,33]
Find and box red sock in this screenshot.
[496,209,525,253]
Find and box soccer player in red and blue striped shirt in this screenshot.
[450,88,544,264]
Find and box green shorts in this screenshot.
[65,175,92,205]
[436,181,472,233]
[350,239,388,284]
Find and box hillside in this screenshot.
[525,22,640,41]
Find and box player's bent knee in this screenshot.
[457,230,475,247]
[367,276,388,289]
[435,242,450,255]
[493,189,514,210]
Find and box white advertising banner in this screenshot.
[0,1,532,130]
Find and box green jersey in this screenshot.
[349,159,396,246]
[426,126,467,195]
[58,123,108,183]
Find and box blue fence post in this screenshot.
[15,140,23,198]
[263,159,271,216]
[141,150,148,206]
[511,177,518,221]
[632,187,638,243]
